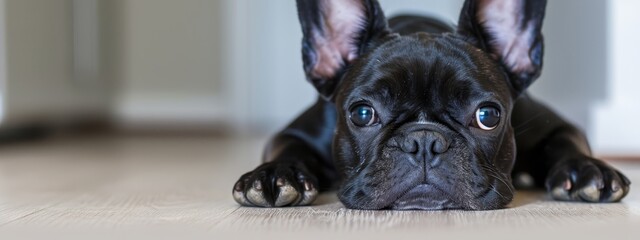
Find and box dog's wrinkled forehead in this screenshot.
[337,34,512,106]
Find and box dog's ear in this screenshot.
[297,0,389,99]
[458,0,547,94]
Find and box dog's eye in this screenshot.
[350,104,378,127]
[473,106,500,130]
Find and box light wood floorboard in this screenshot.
[0,135,638,239]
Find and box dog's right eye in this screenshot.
[349,104,379,127]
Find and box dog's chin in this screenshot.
[386,184,464,210]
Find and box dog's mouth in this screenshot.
[386,184,463,210]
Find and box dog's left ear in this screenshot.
[297,0,390,100]
[458,0,547,94]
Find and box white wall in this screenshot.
[380,0,463,22]
[592,0,640,155]
[107,0,226,129]
[0,0,6,125]
[528,0,609,152]
[1,0,109,128]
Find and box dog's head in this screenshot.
[296,0,546,210]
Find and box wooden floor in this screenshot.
[0,135,638,239]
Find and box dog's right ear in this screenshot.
[297,0,389,100]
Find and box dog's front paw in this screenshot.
[545,156,630,202]
[232,162,318,207]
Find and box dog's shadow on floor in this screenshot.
[312,191,548,209]
[313,193,341,206]
[508,190,547,208]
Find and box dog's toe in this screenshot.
[598,168,631,202]
[548,178,572,201]
[232,180,253,206]
[271,172,319,206]
[604,179,625,202]
[299,179,319,205]
[246,178,273,207]
[576,181,603,202]
[573,165,605,202]
[274,177,299,206]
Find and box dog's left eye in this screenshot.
[473,106,501,130]
[350,104,378,127]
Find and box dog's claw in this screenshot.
[232,162,319,207]
[232,181,252,206]
[276,177,286,187]
[252,179,263,191]
[562,179,572,190]
[608,180,625,201]
[546,156,630,203]
[299,180,318,205]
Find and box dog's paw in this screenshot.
[232,162,318,207]
[545,156,630,202]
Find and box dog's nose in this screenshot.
[400,131,449,156]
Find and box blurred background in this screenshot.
[0,0,639,156]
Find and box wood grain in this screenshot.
[0,135,638,239]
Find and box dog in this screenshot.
[232,0,630,210]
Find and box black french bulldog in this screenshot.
[232,0,631,210]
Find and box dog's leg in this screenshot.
[232,98,338,207]
[540,126,631,202]
[513,95,630,202]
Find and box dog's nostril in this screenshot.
[431,135,449,154]
[400,138,419,153]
